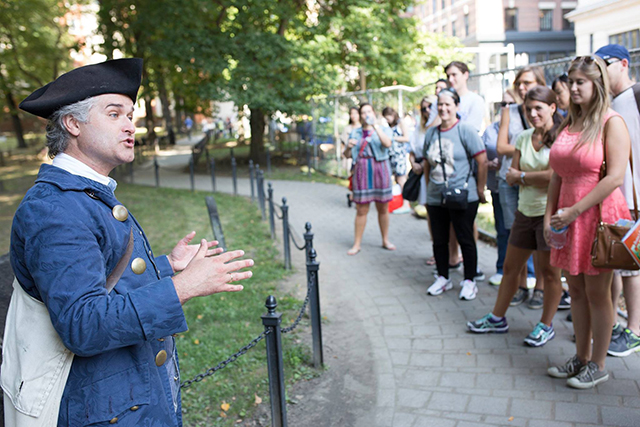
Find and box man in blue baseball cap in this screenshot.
[3,58,254,426]
[595,44,640,359]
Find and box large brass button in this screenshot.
[131,258,146,274]
[112,205,129,222]
[109,417,118,424]
[130,406,139,411]
[155,350,167,366]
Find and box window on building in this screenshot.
[433,0,437,13]
[505,8,517,31]
[464,14,469,37]
[442,24,447,34]
[589,34,594,53]
[609,29,640,50]
[540,10,553,31]
[562,9,574,31]
[442,0,446,10]
[452,20,457,37]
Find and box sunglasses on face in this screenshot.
[500,101,516,107]
[604,57,621,66]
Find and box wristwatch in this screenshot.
[520,171,526,185]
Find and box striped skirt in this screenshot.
[352,156,393,204]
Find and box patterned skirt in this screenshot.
[352,156,393,204]
[389,141,408,176]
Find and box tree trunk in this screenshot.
[249,107,265,162]
[174,95,183,135]
[156,71,175,145]
[144,93,156,146]
[0,71,26,149]
[359,65,366,91]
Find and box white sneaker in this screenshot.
[526,277,536,289]
[427,276,453,296]
[459,279,478,301]
[489,273,503,286]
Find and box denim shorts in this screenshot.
[498,179,519,230]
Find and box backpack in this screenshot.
[634,83,640,116]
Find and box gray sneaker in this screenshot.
[566,361,609,389]
[608,328,640,357]
[547,354,584,379]
[510,287,529,306]
[528,289,544,310]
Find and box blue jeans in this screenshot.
[498,179,535,277]
[491,190,508,274]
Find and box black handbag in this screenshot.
[402,169,422,202]
[437,127,472,210]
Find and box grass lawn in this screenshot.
[115,185,315,426]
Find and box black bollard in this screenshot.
[128,162,134,184]
[257,169,266,221]
[249,160,256,203]
[231,157,238,196]
[210,158,216,192]
[154,157,160,188]
[261,296,288,427]
[307,249,323,369]
[303,222,314,262]
[268,183,276,240]
[189,156,195,192]
[282,197,291,270]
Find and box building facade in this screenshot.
[566,0,640,55]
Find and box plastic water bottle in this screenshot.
[549,209,569,249]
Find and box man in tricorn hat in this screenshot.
[2,58,253,426]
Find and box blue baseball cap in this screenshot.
[595,44,631,64]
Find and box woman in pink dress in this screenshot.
[545,56,632,389]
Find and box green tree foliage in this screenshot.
[0,0,76,148]
[95,0,467,159]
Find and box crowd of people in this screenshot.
[340,44,640,390]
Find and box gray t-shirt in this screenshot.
[612,85,640,210]
[423,122,486,206]
[498,104,528,181]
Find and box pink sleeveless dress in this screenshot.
[549,111,631,276]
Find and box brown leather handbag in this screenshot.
[591,129,639,270]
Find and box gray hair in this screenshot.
[45,97,96,158]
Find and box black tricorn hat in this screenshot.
[19,58,143,119]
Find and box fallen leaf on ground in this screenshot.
[197,314,203,320]
[221,402,230,411]
[220,412,227,418]
[254,394,262,406]
[508,416,514,421]
[194,339,200,345]
[466,352,472,356]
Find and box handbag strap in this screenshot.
[356,130,370,160]
[598,118,638,221]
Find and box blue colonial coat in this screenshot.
[10,164,188,426]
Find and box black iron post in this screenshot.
[257,170,266,221]
[303,222,314,262]
[306,144,311,178]
[307,248,323,369]
[210,158,216,192]
[249,160,256,203]
[282,197,291,270]
[205,148,210,164]
[261,296,288,427]
[189,156,195,192]
[230,147,235,159]
[231,157,238,196]
[128,162,134,183]
[154,157,160,188]
[268,183,276,239]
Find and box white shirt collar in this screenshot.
[52,153,118,192]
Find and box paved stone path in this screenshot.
[131,156,640,427]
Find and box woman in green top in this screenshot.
[468,86,564,347]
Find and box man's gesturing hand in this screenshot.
[173,239,253,305]
[167,231,222,273]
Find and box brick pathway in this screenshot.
[131,163,640,427]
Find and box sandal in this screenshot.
[347,247,361,256]
[426,256,436,266]
[382,243,396,251]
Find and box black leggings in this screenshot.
[427,201,479,281]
